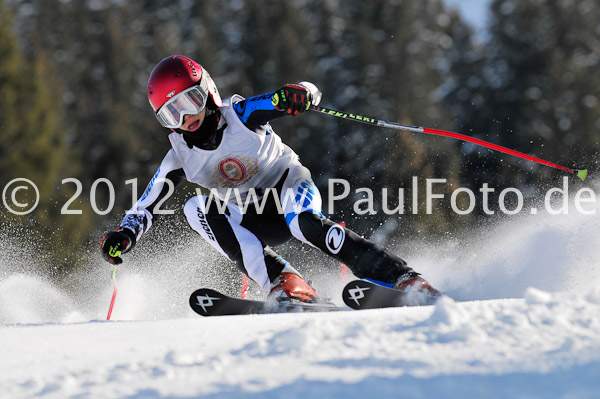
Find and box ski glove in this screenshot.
[272,84,312,116]
[100,228,136,265]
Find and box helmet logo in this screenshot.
[166,90,176,98]
[187,60,198,77]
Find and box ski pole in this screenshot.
[106,264,118,320]
[309,105,588,181]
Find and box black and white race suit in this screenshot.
[120,91,410,290]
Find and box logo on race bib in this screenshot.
[218,157,247,182]
[213,156,259,188]
[325,223,346,254]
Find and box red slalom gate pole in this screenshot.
[310,105,588,181]
[240,275,249,299]
[339,222,349,282]
[106,265,118,320]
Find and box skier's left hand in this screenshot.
[272,84,312,116]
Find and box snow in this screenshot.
[1,193,600,398]
[1,289,599,398]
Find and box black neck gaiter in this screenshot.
[177,107,224,150]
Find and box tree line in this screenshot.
[0,0,597,274]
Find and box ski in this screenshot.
[189,288,345,317]
[342,279,440,310]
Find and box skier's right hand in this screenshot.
[100,228,135,265]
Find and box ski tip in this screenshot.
[576,169,588,181]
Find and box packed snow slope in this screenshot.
[1,193,600,398]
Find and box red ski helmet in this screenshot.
[147,55,222,128]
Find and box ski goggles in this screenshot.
[155,83,209,129]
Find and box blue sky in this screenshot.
[444,0,491,33]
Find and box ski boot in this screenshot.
[268,272,319,303]
[394,270,441,304]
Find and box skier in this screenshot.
[100,55,439,304]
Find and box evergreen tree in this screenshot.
[0,0,95,274]
[0,1,64,214]
[446,0,600,194]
